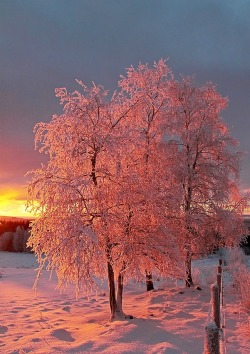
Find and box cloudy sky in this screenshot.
[1,0,250,216]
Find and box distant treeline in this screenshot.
[0,217,32,253]
[0,217,30,234]
[0,216,249,254]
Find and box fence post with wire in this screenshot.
[204,258,226,354]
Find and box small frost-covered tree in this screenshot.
[118,60,183,289]
[13,226,30,252]
[0,231,13,252]
[0,227,30,252]
[165,77,245,286]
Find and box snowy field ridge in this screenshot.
[0,251,249,354]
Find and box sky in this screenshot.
[1,0,250,217]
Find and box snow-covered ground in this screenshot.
[0,252,249,354]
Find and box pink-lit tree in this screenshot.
[165,77,245,286]
[117,60,183,290]
[26,70,181,319]
[27,61,245,320]
[27,81,138,319]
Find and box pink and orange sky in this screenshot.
[1,0,250,217]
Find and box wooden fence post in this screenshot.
[204,321,220,354]
[204,259,224,353]
[218,265,222,274]
[217,272,222,296]
[211,283,220,329]
[218,259,223,306]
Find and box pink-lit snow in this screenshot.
[0,252,249,353]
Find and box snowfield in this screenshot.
[0,252,249,354]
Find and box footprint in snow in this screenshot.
[51,328,75,342]
[0,326,8,335]
[62,306,70,312]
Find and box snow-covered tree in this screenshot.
[27,75,180,319]
[13,226,30,252]
[27,82,136,318]
[118,60,183,289]
[165,77,245,286]
[27,61,184,319]
[27,61,245,319]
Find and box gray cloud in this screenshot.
[1,0,250,188]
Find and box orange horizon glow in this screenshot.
[0,186,249,219]
[0,188,34,218]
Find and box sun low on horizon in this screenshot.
[0,188,34,218]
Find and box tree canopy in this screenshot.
[27,60,245,319]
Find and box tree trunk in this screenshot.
[146,271,154,291]
[116,271,133,319]
[107,261,118,319]
[185,245,194,287]
[116,272,124,313]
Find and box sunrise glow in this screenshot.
[0,188,33,218]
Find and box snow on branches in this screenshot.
[26,60,245,318]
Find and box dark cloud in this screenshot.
[1,0,250,189]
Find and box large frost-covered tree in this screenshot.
[27,82,138,319]
[26,68,181,319]
[165,77,245,286]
